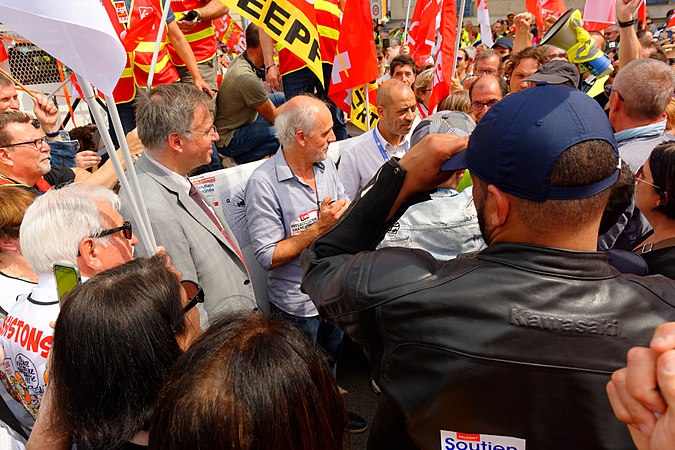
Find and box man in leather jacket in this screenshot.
[301,84,675,450]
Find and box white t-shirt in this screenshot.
[0,273,35,317]
[0,275,59,419]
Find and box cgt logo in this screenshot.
[441,430,526,450]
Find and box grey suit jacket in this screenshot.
[121,155,256,328]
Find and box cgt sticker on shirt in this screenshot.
[441,430,526,450]
[113,1,129,23]
[290,209,318,236]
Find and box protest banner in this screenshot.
[350,82,379,131]
[218,0,324,82]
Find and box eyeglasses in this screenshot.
[181,280,204,313]
[636,165,663,191]
[172,280,204,330]
[605,85,624,101]
[93,221,133,240]
[471,99,500,110]
[2,137,46,151]
[475,68,498,76]
[457,56,464,61]
[187,125,217,137]
[548,52,568,60]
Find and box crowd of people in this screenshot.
[0,0,673,448]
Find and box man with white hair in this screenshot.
[0,183,136,419]
[244,95,367,433]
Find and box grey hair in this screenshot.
[613,59,675,121]
[0,74,13,89]
[135,84,210,154]
[274,95,321,148]
[19,183,120,275]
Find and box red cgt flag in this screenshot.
[526,0,544,30]
[542,0,566,18]
[429,0,456,112]
[406,0,440,67]
[328,0,378,114]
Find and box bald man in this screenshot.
[469,75,508,122]
[338,79,417,200]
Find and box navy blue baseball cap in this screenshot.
[441,84,619,201]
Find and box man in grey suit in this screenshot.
[122,84,256,328]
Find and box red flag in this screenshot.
[429,0,456,112]
[406,0,439,67]
[583,0,615,31]
[328,0,378,115]
[526,0,544,30]
[542,0,566,17]
[637,0,647,27]
[214,15,246,54]
[667,13,675,29]
[0,42,7,63]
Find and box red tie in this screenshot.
[188,184,249,272]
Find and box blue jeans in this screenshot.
[269,302,343,374]
[219,92,286,164]
[281,64,348,141]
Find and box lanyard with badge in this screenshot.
[373,129,408,163]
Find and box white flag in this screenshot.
[477,0,494,48]
[0,0,126,95]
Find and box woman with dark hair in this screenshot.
[149,312,346,450]
[633,141,675,278]
[33,253,201,450]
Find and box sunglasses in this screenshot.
[377,56,384,61]
[173,280,204,330]
[636,165,663,191]
[181,280,204,313]
[548,52,568,60]
[93,221,133,240]
[457,56,464,61]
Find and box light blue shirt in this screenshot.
[378,187,486,260]
[244,150,347,317]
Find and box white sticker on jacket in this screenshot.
[440,430,526,450]
[290,209,318,236]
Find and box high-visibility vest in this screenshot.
[277,0,340,76]
[103,0,136,103]
[167,0,218,65]
[130,0,179,88]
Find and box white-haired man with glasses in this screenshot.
[0,110,131,193]
[0,182,137,425]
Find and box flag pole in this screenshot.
[452,0,467,80]
[403,0,413,41]
[104,93,157,252]
[147,0,172,89]
[75,74,157,254]
[365,83,371,131]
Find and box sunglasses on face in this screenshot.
[172,280,204,330]
[93,221,133,240]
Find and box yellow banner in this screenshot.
[350,84,379,132]
[219,0,324,82]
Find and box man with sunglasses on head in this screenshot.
[124,83,255,330]
[0,182,137,424]
[599,58,675,251]
[0,111,134,194]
